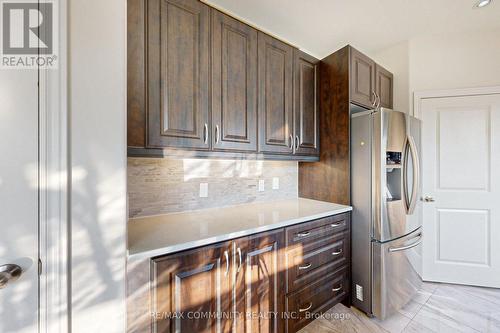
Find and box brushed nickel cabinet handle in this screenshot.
[295,135,299,151]
[224,250,229,276]
[297,231,310,237]
[332,249,343,256]
[332,284,343,292]
[331,222,343,228]
[289,134,293,150]
[298,263,312,270]
[372,91,377,107]
[299,302,313,312]
[215,125,220,144]
[237,247,242,273]
[203,123,208,144]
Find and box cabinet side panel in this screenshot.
[350,114,373,314]
[298,46,350,204]
[128,0,146,147]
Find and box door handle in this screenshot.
[331,222,343,228]
[403,135,420,215]
[423,196,435,202]
[295,135,299,151]
[371,91,377,107]
[0,264,23,289]
[289,134,293,150]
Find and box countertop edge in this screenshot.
[128,206,352,260]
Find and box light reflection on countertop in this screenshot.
[127,197,352,260]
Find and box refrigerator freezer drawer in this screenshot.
[372,228,423,319]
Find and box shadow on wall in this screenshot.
[70,144,126,330]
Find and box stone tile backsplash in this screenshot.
[128,158,298,218]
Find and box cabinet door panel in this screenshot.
[294,50,319,156]
[152,241,232,333]
[375,64,394,109]
[147,0,210,149]
[212,10,258,152]
[258,33,294,154]
[350,48,375,109]
[234,229,285,333]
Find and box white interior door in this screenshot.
[0,49,39,333]
[421,93,500,288]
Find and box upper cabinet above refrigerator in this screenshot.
[350,46,394,110]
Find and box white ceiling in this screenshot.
[204,0,500,59]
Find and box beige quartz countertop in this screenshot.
[128,198,352,259]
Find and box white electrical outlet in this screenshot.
[356,284,364,301]
[272,177,279,190]
[199,183,208,198]
[258,179,265,192]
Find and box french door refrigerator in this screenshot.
[351,108,423,319]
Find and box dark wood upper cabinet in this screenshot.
[147,0,211,149]
[211,10,258,152]
[152,240,233,333]
[258,32,294,154]
[375,64,394,109]
[234,229,285,333]
[128,0,320,160]
[350,47,376,109]
[294,50,319,156]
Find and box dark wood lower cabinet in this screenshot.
[152,241,233,333]
[234,229,285,333]
[147,213,350,333]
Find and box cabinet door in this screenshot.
[211,10,258,152]
[152,241,233,333]
[375,64,394,109]
[293,50,319,156]
[350,47,376,109]
[258,33,294,154]
[147,0,210,149]
[234,229,286,333]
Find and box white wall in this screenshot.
[373,27,500,114]
[372,41,410,113]
[69,0,127,332]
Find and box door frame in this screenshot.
[413,85,500,119]
[38,0,69,332]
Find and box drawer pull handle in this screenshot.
[331,222,343,228]
[297,231,310,237]
[298,263,312,270]
[299,302,313,312]
[332,249,343,256]
[332,284,342,292]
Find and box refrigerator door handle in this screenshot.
[403,135,420,215]
[388,233,422,252]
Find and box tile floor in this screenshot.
[298,282,500,333]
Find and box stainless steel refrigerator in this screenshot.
[351,108,423,319]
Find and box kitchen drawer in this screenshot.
[285,266,349,333]
[286,231,349,293]
[286,213,349,247]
